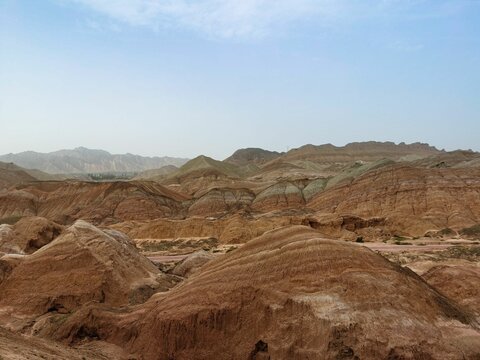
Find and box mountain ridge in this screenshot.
[0,147,189,174]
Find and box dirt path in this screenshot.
[361,243,455,253]
[147,254,188,263]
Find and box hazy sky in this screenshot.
[1,0,479,159]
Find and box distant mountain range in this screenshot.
[0,147,189,174]
[0,142,465,177]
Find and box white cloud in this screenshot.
[68,0,340,38]
[64,0,474,39]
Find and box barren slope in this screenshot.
[0,180,188,224]
[308,164,480,237]
[50,226,480,359]
[0,221,174,322]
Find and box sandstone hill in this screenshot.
[269,141,441,165]
[244,141,442,181]
[0,216,63,254]
[308,164,480,237]
[1,142,479,242]
[162,155,252,196]
[112,213,308,244]
[0,180,188,225]
[423,264,480,319]
[0,161,38,190]
[48,226,480,359]
[0,147,188,174]
[1,327,73,359]
[133,165,179,181]
[0,221,175,324]
[224,147,283,166]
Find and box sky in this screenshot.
[0,0,479,159]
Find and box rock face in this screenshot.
[0,181,188,225]
[0,216,63,254]
[51,226,480,359]
[308,164,480,236]
[0,221,172,318]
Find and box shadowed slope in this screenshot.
[225,148,282,166]
[0,161,38,190]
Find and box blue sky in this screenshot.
[1,0,479,159]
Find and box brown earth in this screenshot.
[224,148,282,166]
[188,187,255,216]
[0,221,176,328]
[308,164,480,237]
[0,326,128,360]
[423,264,480,319]
[112,212,309,244]
[44,226,480,359]
[0,216,63,254]
[0,180,188,225]
[0,161,38,190]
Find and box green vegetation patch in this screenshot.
[460,224,480,238]
[0,215,22,225]
[443,245,480,261]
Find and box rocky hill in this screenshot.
[224,147,282,166]
[0,181,189,225]
[0,221,175,319]
[0,161,38,190]
[308,164,480,237]
[0,147,188,174]
[45,226,480,359]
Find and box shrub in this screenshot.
[461,224,480,237]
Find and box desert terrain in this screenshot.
[0,142,479,359]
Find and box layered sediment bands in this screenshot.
[0,181,188,224]
[251,181,306,212]
[308,165,480,236]
[423,264,480,319]
[52,226,480,359]
[0,189,37,219]
[0,326,118,360]
[188,188,255,216]
[112,214,309,244]
[268,141,440,164]
[306,214,389,241]
[0,221,173,318]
